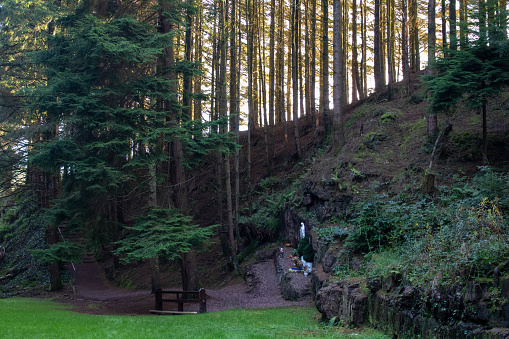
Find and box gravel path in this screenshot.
[207,258,312,312]
[44,250,312,315]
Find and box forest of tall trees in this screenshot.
[0,0,508,290]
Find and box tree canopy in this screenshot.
[114,208,215,263]
[426,43,509,114]
[1,0,509,290]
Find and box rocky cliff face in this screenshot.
[301,179,352,223]
[315,279,368,326]
[314,273,509,338]
[281,178,509,338]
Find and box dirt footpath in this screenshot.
[41,250,312,315]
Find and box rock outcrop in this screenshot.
[316,279,368,326]
[275,246,312,301]
[315,273,509,338]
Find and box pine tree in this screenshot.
[425,21,509,162]
[27,2,219,291]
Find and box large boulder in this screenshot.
[315,279,368,326]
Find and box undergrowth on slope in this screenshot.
[0,194,50,296]
[331,166,509,290]
[238,176,301,239]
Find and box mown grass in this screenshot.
[0,298,389,339]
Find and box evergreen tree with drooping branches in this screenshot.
[26,1,223,291]
[424,4,509,163]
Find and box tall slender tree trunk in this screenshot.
[480,0,487,43]
[321,0,330,132]
[275,0,285,123]
[380,0,387,85]
[299,1,305,120]
[460,0,468,48]
[158,2,179,292]
[427,0,438,137]
[361,0,367,97]
[428,0,436,64]
[409,0,418,71]
[247,0,254,217]
[269,0,276,172]
[286,26,292,124]
[387,0,393,100]
[175,2,199,292]
[257,2,270,171]
[285,11,292,156]
[292,0,302,158]
[210,13,228,256]
[228,0,240,275]
[235,0,243,257]
[390,0,396,79]
[311,0,317,128]
[450,0,457,50]
[342,0,349,104]
[305,0,311,118]
[482,101,488,163]
[218,0,234,266]
[412,0,421,72]
[183,6,193,121]
[442,0,448,54]
[193,4,203,121]
[402,0,410,86]
[333,0,345,144]
[248,0,259,128]
[374,0,383,92]
[352,0,360,102]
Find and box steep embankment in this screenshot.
[282,77,509,337]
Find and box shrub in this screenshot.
[239,177,301,237]
[344,198,393,252]
[399,197,509,289]
[297,237,314,262]
[314,225,350,245]
[380,112,400,124]
[340,167,509,293]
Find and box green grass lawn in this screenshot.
[0,298,389,338]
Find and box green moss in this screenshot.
[345,104,370,129]
[470,114,481,126]
[363,131,389,150]
[380,113,397,123]
[450,131,475,149]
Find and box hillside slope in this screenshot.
[98,71,509,291]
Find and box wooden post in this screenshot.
[199,288,206,313]
[177,292,183,312]
[155,288,163,311]
[422,173,435,195]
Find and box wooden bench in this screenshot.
[149,288,206,315]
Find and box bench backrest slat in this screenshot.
[154,288,206,313]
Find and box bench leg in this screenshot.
[199,288,206,313]
[155,289,163,311]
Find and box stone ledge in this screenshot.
[315,274,509,338]
[275,247,312,301]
